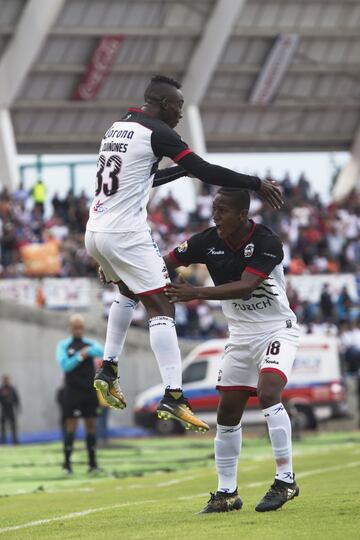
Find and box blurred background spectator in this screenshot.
[0,375,20,444]
[0,172,359,345]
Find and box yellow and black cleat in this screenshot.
[157,388,209,433]
[199,490,243,514]
[94,361,127,410]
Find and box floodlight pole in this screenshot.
[332,128,360,201]
[0,109,19,191]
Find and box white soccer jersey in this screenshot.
[221,264,296,341]
[86,108,191,233]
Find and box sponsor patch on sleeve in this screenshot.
[177,241,188,253]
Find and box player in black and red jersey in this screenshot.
[165,187,300,513]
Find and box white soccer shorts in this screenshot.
[85,229,169,296]
[216,325,300,392]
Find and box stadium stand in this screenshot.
[0,174,359,360]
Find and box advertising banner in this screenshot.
[20,242,61,276]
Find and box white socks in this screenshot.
[103,303,182,390]
[148,316,182,389]
[215,423,242,493]
[263,403,293,483]
[103,295,137,363]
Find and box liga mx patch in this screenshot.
[244,243,254,257]
[177,241,188,253]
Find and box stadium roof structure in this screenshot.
[0,0,360,191]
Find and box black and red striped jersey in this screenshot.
[169,221,296,331]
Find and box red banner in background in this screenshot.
[73,35,124,101]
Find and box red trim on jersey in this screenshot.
[244,266,268,279]
[224,220,256,251]
[127,107,155,117]
[260,368,288,383]
[137,286,167,297]
[173,149,192,162]
[216,385,257,396]
[168,250,186,266]
[198,348,224,356]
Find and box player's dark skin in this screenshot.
[129,81,283,321]
[110,192,287,426]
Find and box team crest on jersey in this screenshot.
[244,243,254,257]
[177,241,188,253]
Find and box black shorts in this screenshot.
[62,387,99,419]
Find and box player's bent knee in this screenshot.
[257,388,282,409]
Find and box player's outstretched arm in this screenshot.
[177,152,283,209]
[152,165,188,187]
[165,271,264,303]
[151,127,282,207]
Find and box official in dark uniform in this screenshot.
[0,375,20,444]
[56,314,104,474]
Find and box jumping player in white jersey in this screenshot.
[85,75,283,433]
[165,188,300,511]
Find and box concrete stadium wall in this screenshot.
[0,301,194,435]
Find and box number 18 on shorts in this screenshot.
[217,326,300,391]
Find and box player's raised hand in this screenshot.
[165,275,198,303]
[258,179,283,209]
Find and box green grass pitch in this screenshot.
[0,432,359,539]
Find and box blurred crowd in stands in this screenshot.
[0,171,359,373]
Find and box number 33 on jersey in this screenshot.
[86,108,191,234]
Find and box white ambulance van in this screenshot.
[134,335,348,434]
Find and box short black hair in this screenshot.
[144,75,182,102]
[217,187,250,211]
[149,74,181,89]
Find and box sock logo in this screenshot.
[125,300,138,309]
[274,405,284,414]
[220,426,241,433]
[149,316,175,328]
